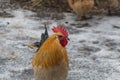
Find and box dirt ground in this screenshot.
[1,1,120,80]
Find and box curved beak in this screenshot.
[67,37,70,41]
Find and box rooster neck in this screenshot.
[32,34,69,68]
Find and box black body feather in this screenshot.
[34,25,49,48]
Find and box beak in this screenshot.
[67,37,70,41]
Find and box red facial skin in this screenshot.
[59,36,68,47]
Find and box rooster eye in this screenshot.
[58,35,63,38]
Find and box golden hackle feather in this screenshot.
[32,33,69,68]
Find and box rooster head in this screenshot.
[52,25,69,47]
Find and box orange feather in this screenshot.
[32,32,69,80]
[32,25,69,80]
[32,33,69,68]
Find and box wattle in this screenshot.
[60,39,68,47]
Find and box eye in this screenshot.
[58,35,63,38]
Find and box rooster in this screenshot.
[67,0,94,20]
[95,0,118,15]
[32,25,69,80]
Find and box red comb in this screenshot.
[52,25,68,37]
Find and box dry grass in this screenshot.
[1,0,120,15]
[8,0,71,12]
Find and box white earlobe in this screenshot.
[55,36,59,41]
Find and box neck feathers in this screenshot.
[32,34,69,68]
